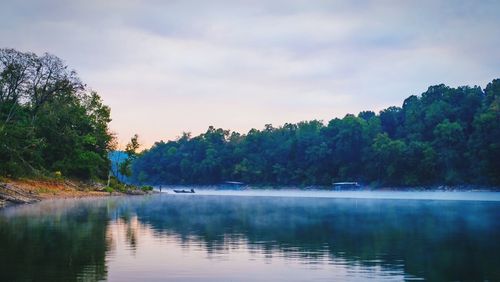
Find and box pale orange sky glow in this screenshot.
[2,0,499,149]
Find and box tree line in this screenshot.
[132,79,500,186]
[0,48,114,179]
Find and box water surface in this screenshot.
[1,191,499,281]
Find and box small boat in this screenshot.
[173,189,195,193]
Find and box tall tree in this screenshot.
[119,134,140,181]
[0,48,113,179]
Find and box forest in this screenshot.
[132,79,500,186]
[1,48,499,187]
[0,48,114,180]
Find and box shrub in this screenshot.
[108,177,127,192]
[141,185,153,192]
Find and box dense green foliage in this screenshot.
[119,134,140,179]
[0,48,114,179]
[133,79,500,186]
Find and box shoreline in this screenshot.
[3,180,498,209]
[0,179,151,209]
[153,183,500,192]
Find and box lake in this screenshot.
[1,190,499,281]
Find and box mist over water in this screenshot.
[159,187,500,201]
[1,191,499,281]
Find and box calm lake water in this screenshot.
[1,190,499,281]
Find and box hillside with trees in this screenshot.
[0,48,114,180]
[132,79,500,187]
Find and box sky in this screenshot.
[1,0,499,148]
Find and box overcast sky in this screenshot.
[1,0,499,148]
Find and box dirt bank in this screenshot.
[0,179,141,208]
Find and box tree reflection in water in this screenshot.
[123,195,500,281]
[0,199,109,282]
[0,194,499,281]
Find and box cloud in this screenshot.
[1,0,499,147]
